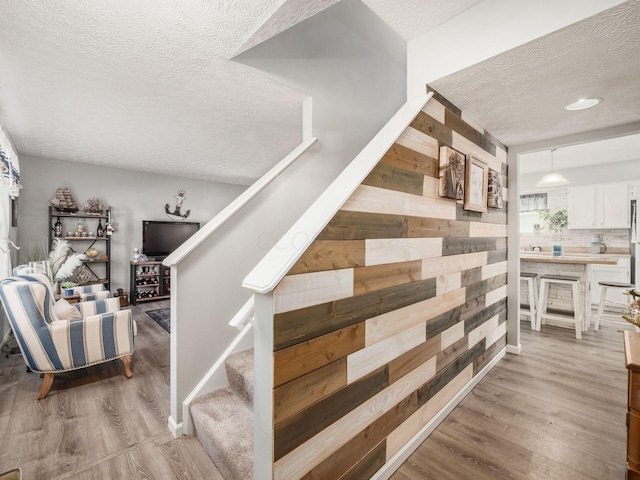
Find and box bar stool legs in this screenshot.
[520,273,538,330]
[537,275,583,340]
[594,281,635,331]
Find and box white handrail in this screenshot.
[164,136,317,267]
[228,296,255,330]
[243,93,433,294]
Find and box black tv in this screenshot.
[142,221,200,260]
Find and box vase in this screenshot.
[552,234,563,257]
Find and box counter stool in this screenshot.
[536,275,583,339]
[520,272,538,330]
[594,280,635,331]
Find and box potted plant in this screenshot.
[536,208,568,256]
[60,281,77,297]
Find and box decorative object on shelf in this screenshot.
[438,146,465,200]
[76,219,83,235]
[73,264,92,284]
[49,187,79,213]
[99,254,108,261]
[487,169,503,209]
[54,217,63,237]
[80,198,104,215]
[536,208,568,256]
[49,238,86,282]
[622,288,640,327]
[84,247,98,260]
[165,189,191,220]
[463,155,488,213]
[133,248,141,262]
[97,219,105,237]
[61,281,77,297]
[535,148,570,188]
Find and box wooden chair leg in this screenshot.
[120,355,133,378]
[38,373,55,400]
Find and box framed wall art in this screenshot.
[487,168,503,209]
[438,146,465,200]
[464,156,488,212]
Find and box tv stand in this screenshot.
[130,261,170,305]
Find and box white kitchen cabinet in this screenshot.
[568,183,629,229]
[589,257,631,305]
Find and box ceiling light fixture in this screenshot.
[535,148,570,188]
[564,97,602,111]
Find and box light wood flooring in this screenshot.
[0,306,631,479]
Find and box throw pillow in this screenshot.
[53,298,82,321]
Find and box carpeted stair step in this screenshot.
[190,387,253,480]
[225,348,254,405]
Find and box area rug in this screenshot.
[146,308,170,333]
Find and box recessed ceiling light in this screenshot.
[564,98,602,111]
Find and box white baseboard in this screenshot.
[168,416,183,438]
[371,347,507,480]
[506,343,521,355]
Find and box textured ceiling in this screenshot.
[430,0,640,148]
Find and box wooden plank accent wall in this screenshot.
[271,90,508,480]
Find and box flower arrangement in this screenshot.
[49,238,86,281]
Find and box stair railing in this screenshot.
[181,295,255,435]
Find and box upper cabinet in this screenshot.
[568,183,629,229]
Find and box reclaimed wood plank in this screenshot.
[365,237,443,266]
[422,175,440,198]
[486,285,508,307]
[389,336,442,385]
[380,143,439,178]
[407,217,469,238]
[468,222,508,238]
[441,321,465,350]
[456,203,507,225]
[274,269,354,314]
[340,440,386,480]
[442,237,498,256]
[481,260,508,281]
[436,272,462,296]
[461,266,482,287]
[273,323,365,387]
[468,315,500,349]
[486,322,507,349]
[452,131,502,172]
[473,334,506,375]
[348,323,426,384]
[422,97,446,124]
[426,86,461,117]
[343,185,457,220]
[445,108,497,156]
[353,260,422,296]
[426,307,462,341]
[487,249,507,264]
[436,336,469,374]
[317,211,408,241]
[274,358,347,424]
[410,110,452,147]
[396,126,439,159]
[273,357,437,480]
[288,240,365,275]
[365,288,466,346]
[422,251,487,279]
[274,278,437,350]
[274,366,389,460]
[465,273,507,302]
[463,297,507,335]
[362,162,424,196]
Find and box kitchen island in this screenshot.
[520,252,623,330]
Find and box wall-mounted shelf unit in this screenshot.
[130,261,170,305]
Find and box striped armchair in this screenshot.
[71,283,112,301]
[0,275,135,399]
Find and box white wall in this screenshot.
[17,155,246,291]
[169,0,407,428]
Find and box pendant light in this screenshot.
[535,148,570,187]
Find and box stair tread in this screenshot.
[191,387,253,480]
[226,348,254,405]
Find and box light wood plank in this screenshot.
[422,175,439,199]
[274,269,354,314]
[422,98,446,124]
[441,321,465,350]
[348,323,426,384]
[365,238,443,266]
[353,260,422,296]
[289,240,365,275]
[422,251,487,279]
[451,131,502,172]
[481,260,508,281]
[485,285,508,307]
[343,185,457,220]
[485,322,507,349]
[396,126,439,159]
[468,221,508,238]
[386,365,473,458]
[273,357,437,480]
[468,314,499,349]
[365,288,466,346]
[436,272,462,296]
[460,110,484,134]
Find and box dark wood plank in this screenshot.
[407,217,469,238]
[442,237,497,256]
[409,110,453,148]
[487,249,508,264]
[425,307,461,341]
[464,274,507,303]
[274,278,437,351]
[473,335,507,375]
[340,440,387,480]
[381,143,439,178]
[362,162,424,196]
[436,336,469,374]
[463,298,508,334]
[461,267,482,287]
[317,211,408,241]
[274,366,389,460]
[273,323,365,387]
[426,85,461,117]
[455,204,507,224]
[274,357,347,424]
[389,335,442,384]
[353,260,422,296]
[288,240,365,275]
[444,109,497,156]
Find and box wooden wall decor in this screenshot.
[488,168,504,209]
[271,88,508,480]
[438,146,466,200]
[463,155,488,213]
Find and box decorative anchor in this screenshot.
[165,189,191,220]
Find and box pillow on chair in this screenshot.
[53,298,82,321]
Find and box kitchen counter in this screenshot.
[520,253,619,265]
